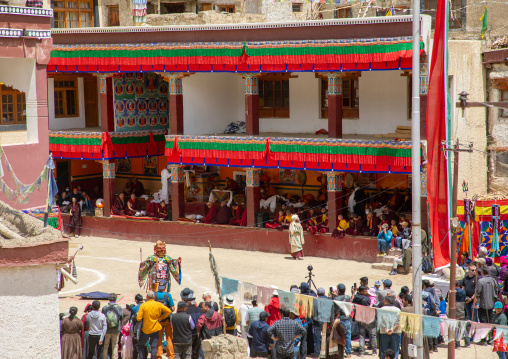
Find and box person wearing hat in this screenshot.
[171,301,196,359]
[248,311,272,358]
[493,301,508,358]
[289,215,305,259]
[353,286,377,357]
[264,290,281,326]
[377,223,393,256]
[373,280,382,294]
[377,280,395,308]
[221,295,239,335]
[180,288,203,359]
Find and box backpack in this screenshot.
[224,307,236,328]
[104,305,120,329]
[422,256,433,274]
[155,292,169,305]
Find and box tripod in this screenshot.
[305,270,318,292]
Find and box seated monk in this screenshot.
[147,201,168,219]
[365,211,380,236]
[240,209,247,226]
[308,207,329,235]
[332,214,349,238]
[301,208,315,231]
[132,178,145,197]
[399,214,411,228]
[123,178,133,196]
[346,214,364,236]
[224,177,240,193]
[265,209,285,230]
[127,193,144,216]
[215,201,232,224]
[112,193,127,215]
[201,201,218,223]
[282,209,293,230]
[229,203,244,225]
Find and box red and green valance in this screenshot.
[165,135,413,173]
[49,129,166,160]
[48,37,423,73]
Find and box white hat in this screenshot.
[291,214,300,222]
[225,295,235,305]
[271,285,279,297]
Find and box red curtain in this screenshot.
[426,0,450,268]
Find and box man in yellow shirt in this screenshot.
[221,295,239,335]
[136,290,172,359]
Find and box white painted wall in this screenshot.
[48,77,86,130]
[183,73,241,135]
[355,71,409,135]
[183,71,410,135]
[0,57,38,143]
[0,264,61,358]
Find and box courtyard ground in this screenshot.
[60,235,493,359]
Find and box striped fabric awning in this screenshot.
[48,37,424,73]
[165,135,414,173]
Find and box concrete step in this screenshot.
[374,254,398,263]
[371,262,393,271]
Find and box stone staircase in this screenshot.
[371,248,410,273]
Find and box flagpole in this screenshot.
[43,164,51,228]
[411,1,423,359]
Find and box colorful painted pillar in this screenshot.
[160,73,184,135]
[326,172,343,233]
[170,165,185,221]
[419,56,429,141]
[243,74,260,135]
[102,160,116,217]
[325,72,343,139]
[245,168,261,227]
[96,74,115,132]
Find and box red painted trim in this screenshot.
[0,239,69,268]
[62,215,379,262]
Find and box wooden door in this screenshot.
[84,77,99,128]
[108,5,119,27]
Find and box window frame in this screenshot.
[292,3,302,13]
[219,5,235,13]
[334,7,352,18]
[53,76,79,118]
[319,73,360,119]
[258,74,291,119]
[53,0,94,29]
[501,90,508,118]
[0,85,26,125]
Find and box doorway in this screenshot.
[56,160,71,191]
[84,76,99,128]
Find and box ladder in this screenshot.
[357,0,373,17]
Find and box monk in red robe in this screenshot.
[132,178,145,197]
[240,209,247,226]
[147,201,168,219]
[224,177,240,193]
[127,193,143,216]
[229,203,244,225]
[215,201,232,224]
[265,209,285,230]
[112,193,127,215]
[308,207,329,234]
[201,202,218,223]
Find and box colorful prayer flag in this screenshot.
[480,7,488,39]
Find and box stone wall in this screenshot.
[100,0,133,27]
[146,11,265,26]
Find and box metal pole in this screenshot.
[448,140,460,359]
[411,1,423,358]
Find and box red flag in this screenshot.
[426,0,450,268]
